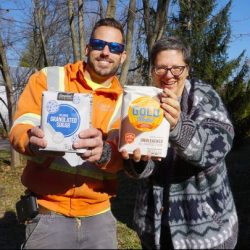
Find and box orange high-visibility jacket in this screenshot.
[9,61,123,216]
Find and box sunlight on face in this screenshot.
[152,50,189,97]
[85,26,126,84]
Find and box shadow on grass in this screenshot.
[226,138,250,249]
[111,171,138,230]
[0,211,25,249]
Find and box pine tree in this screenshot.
[222,61,250,142]
[171,0,250,143]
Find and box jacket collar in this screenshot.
[65,61,123,99]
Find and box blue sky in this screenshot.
[0,0,249,63]
[219,0,250,60]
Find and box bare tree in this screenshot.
[106,0,116,18]
[0,34,22,167]
[142,0,170,82]
[120,0,136,85]
[34,0,50,66]
[21,0,63,69]
[98,0,104,19]
[68,0,80,62]
[143,0,170,57]
[0,36,15,130]
[78,0,85,60]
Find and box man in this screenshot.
[9,18,126,249]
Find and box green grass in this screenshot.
[117,221,141,249]
[0,150,10,166]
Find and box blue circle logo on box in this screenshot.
[47,104,80,137]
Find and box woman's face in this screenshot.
[152,50,189,97]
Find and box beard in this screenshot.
[87,56,120,79]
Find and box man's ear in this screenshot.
[120,51,127,65]
[85,45,90,56]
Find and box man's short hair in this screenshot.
[91,18,125,43]
[150,36,191,66]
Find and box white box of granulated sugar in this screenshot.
[40,91,92,153]
[119,85,170,158]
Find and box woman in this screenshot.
[121,36,238,249]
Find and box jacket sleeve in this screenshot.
[97,94,124,174]
[169,84,234,168]
[97,129,124,174]
[123,159,156,179]
[9,71,47,155]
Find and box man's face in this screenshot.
[85,26,126,83]
[152,50,189,97]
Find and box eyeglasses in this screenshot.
[153,65,186,77]
[89,38,125,54]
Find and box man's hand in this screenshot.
[121,148,161,162]
[29,126,47,149]
[73,128,104,162]
[28,126,64,156]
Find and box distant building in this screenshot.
[0,67,31,128]
[0,78,8,125]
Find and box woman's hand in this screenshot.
[159,88,181,130]
[121,149,161,162]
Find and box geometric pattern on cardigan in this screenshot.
[124,79,238,249]
[173,213,238,249]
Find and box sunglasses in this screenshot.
[89,38,125,54]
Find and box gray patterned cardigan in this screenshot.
[124,79,238,249]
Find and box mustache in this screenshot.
[96,56,114,63]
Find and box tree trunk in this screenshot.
[34,0,50,67]
[68,0,80,62]
[0,34,22,168]
[32,4,42,69]
[78,0,85,60]
[120,0,136,85]
[142,0,170,83]
[106,0,116,18]
[143,0,169,55]
[0,96,8,133]
[98,0,104,18]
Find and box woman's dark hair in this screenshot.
[150,36,191,66]
[90,18,125,43]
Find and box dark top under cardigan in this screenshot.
[124,79,238,249]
